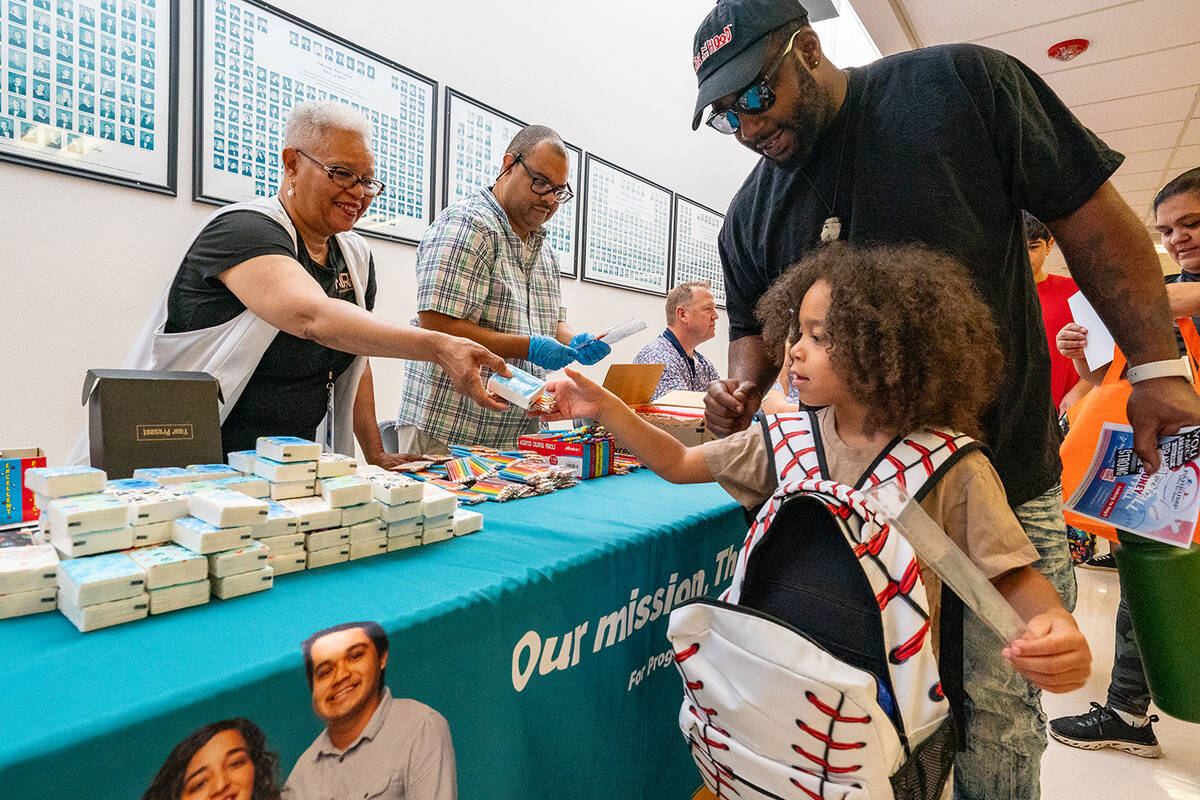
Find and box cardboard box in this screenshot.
[82,370,223,479]
[602,365,715,447]
[1,448,48,526]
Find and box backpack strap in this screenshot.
[859,428,979,502]
[938,583,968,751]
[763,410,827,486]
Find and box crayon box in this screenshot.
[1,448,48,526]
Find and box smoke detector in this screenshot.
[1047,38,1090,62]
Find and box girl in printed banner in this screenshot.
[536,242,1091,796]
[141,718,282,800]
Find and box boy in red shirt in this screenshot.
[1026,211,1090,415]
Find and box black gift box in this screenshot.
[83,369,223,478]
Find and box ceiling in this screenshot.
[852,0,1200,273]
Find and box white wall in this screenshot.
[0,0,760,463]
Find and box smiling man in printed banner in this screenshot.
[284,621,457,800]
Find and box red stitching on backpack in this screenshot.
[806,691,870,723]
[788,778,824,799]
[795,719,867,750]
[675,643,699,662]
[791,745,863,774]
[890,619,931,663]
[883,454,908,487]
[905,438,935,476]
[899,559,921,592]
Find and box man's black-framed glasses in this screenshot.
[509,154,574,203]
[705,29,802,135]
[297,149,386,197]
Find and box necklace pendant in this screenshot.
[820,216,842,243]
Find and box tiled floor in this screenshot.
[1041,567,1200,799]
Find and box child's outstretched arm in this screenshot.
[537,368,714,485]
[990,565,1091,693]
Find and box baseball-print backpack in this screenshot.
[668,411,979,799]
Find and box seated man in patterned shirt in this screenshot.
[634,281,722,400]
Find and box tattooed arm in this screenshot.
[1050,181,1200,472]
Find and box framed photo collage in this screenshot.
[0,0,725,294]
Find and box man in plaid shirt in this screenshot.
[395,125,609,452]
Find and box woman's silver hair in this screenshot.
[283,100,371,150]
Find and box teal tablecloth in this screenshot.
[0,470,744,799]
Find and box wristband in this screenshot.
[1127,357,1191,384]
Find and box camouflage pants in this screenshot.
[1106,587,1151,716]
[954,485,1076,800]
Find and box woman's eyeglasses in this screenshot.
[297,149,386,197]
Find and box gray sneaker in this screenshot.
[1049,703,1162,758]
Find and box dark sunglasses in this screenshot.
[705,29,802,135]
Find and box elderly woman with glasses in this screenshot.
[71,101,506,467]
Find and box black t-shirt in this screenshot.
[719,44,1123,507]
[165,210,377,453]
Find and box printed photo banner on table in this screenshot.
[192,0,437,244]
[670,194,726,307]
[442,88,581,277]
[0,0,179,194]
[581,153,672,296]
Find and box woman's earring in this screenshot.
[287,184,294,197]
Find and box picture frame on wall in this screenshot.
[0,0,179,194]
[670,194,726,307]
[580,153,672,296]
[192,0,437,244]
[442,88,581,277]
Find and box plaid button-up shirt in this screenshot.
[397,189,565,448]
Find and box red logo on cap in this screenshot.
[694,25,733,73]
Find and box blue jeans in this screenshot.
[954,485,1076,800]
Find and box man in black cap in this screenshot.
[690,1,1200,798]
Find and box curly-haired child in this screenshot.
[537,243,1090,793]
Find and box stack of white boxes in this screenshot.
[128,544,210,614]
[29,467,131,559]
[453,508,484,537]
[181,490,272,600]
[55,551,148,631]
[103,479,189,549]
[253,436,320,501]
[132,467,208,487]
[0,540,59,619]
[360,471,425,551]
[281,496,347,569]
[253,500,306,576]
[207,540,273,599]
[421,483,458,544]
[318,475,387,561]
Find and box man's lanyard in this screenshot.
[662,329,696,381]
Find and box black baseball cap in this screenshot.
[691,0,810,130]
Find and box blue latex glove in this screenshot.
[569,333,612,366]
[527,335,578,370]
